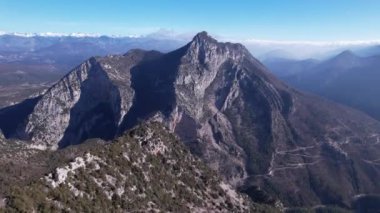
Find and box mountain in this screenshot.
[1,32,380,210]
[265,50,380,121]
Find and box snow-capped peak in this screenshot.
[0,31,143,38]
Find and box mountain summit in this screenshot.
[328,49,361,68]
[192,31,217,43]
[1,32,380,208]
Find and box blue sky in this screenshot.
[0,0,379,41]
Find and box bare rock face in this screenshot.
[0,130,4,140]
[22,50,161,149]
[162,32,295,187]
[174,32,247,119]
[2,32,380,208]
[25,59,94,149]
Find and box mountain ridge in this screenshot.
[266,49,380,121]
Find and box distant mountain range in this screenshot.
[0,33,186,107]
[0,32,379,211]
[0,33,185,67]
[264,50,380,121]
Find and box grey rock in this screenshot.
[0,130,4,140]
[23,50,161,149]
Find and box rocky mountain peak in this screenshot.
[182,31,251,73]
[191,31,218,44]
[189,31,247,55]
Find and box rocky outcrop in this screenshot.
[4,123,265,212]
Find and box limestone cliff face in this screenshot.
[174,32,248,120]
[23,51,160,149]
[166,32,294,186]
[25,60,93,149]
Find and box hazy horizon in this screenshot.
[2,0,380,60]
[1,0,380,41]
[1,28,379,60]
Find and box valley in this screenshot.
[264,50,380,122]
